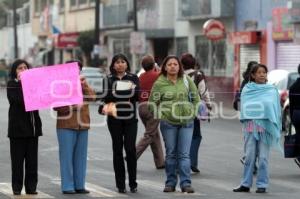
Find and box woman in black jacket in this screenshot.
[7,59,42,195]
[99,54,139,193]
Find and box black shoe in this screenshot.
[240,156,245,165]
[26,191,38,194]
[163,186,175,192]
[13,191,21,195]
[130,187,137,193]
[156,165,165,169]
[62,190,76,194]
[256,188,266,193]
[233,185,250,192]
[118,188,127,193]
[294,158,300,168]
[191,166,200,173]
[75,189,90,194]
[181,186,194,193]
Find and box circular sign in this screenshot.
[203,19,225,41]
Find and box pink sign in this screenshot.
[20,63,83,111]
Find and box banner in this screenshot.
[20,63,83,111]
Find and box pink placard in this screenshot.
[20,63,83,111]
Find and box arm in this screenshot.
[197,79,211,109]
[6,81,24,105]
[148,81,161,114]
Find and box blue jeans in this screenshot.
[241,133,270,188]
[57,129,88,191]
[190,118,202,168]
[160,120,193,188]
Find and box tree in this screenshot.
[77,30,94,66]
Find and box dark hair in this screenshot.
[9,59,31,79]
[249,64,268,82]
[242,61,258,80]
[65,59,83,71]
[109,53,131,74]
[160,55,184,77]
[298,63,300,75]
[180,53,196,70]
[141,55,155,71]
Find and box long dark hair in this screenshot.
[9,59,31,80]
[249,64,268,82]
[160,55,184,78]
[243,61,258,81]
[109,53,131,74]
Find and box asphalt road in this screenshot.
[0,89,299,199]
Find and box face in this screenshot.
[16,63,28,80]
[113,58,128,74]
[165,58,180,76]
[251,67,267,84]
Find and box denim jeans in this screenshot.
[160,120,193,188]
[190,118,202,168]
[57,129,88,191]
[241,132,270,189]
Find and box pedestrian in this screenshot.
[288,63,300,168]
[54,60,96,194]
[7,59,42,195]
[99,53,140,193]
[181,53,211,173]
[136,55,165,169]
[233,64,281,193]
[148,55,200,193]
[233,61,259,174]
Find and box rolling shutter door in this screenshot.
[276,42,300,71]
[239,44,260,82]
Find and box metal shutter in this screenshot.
[239,44,260,82]
[276,42,300,71]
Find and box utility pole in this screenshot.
[132,0,138,73]
[93,0,100,67]
[12,0,18,58]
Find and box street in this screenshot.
[0,88,299,199]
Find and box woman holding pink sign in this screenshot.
[7,59,42,196]
[54,60,96,194]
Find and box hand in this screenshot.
[80,76,87,86]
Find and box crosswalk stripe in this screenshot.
[0,183,54,198]
[51,180,127,198]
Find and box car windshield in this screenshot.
[287,72,299,89]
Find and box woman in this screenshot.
[54,60,96,194]
[233,64,281,193]
[99,54,139,193]
[148,55,200,193]
[181,53,211,173]
[7,59,42,195]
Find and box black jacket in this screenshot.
[289,78,300,126]
[7,80,42,138]
[99,73,140,121]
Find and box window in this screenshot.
[59,0,65,13]
[176,37,188,57]
[70,0,95,10]
[34,0,54,16]
[113,39,132,64]
[195,36,226,76]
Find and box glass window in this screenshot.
[213,39,226,71]
[60,0,65,11]
[79,0,88,5]
[41,0,47,11]
[34,0,41,14]
[70,0,77,7]
[195,36,209,70]
[176,37,188,57]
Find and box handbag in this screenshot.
[284,125,300,158]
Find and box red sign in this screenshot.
[203,19,225,41]
[229,31,259,44]
[56,32,79,48]
[272,7,294,41]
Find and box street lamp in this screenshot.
[12,0,18,58]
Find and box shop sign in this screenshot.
[272,7,294,41]
[203,19,225,41]
[229,31,259,44]
[56,32,79,48]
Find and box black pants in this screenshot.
[10,137,38,192]
[107,118,138,189]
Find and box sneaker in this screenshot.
[294,158,300,168]
[181,186,194,193]
[163,186,175,192]
[75,189,90,194]
[233,185,250,192]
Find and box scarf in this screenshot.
[240,82,282,149]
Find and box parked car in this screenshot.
[80,67,105,96]
[268,69,299,134]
